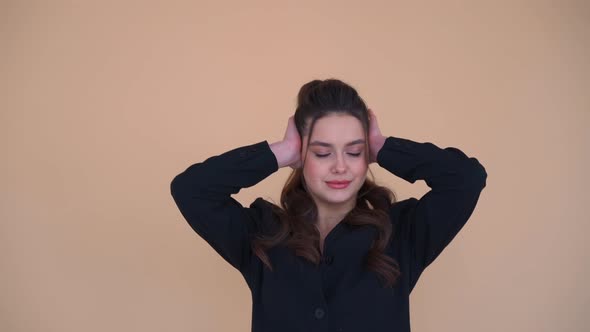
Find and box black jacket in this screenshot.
[170,136,487,332]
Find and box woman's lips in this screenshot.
[326,181,351,189]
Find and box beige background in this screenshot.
[2,1,588,331]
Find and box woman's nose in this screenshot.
[332,155,347,173]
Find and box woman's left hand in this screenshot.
[367,108,386,163]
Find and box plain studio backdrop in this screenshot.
[1,1,588,331]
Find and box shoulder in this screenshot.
[389,198,418,218]
[248,197,283,235]
[388,197,419,231]
[249,197,280,215]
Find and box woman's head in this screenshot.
[294,79,371,156]
[293,79,371,208]
[252,78,400,288]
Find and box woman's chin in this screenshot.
[320,193,356,206]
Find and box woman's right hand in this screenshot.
[270,116,302,169]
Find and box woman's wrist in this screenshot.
[269,141,293,168]
[370,135,387,163]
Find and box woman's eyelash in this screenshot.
[314,153,362,158]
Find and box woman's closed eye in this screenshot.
[314,152,362,158]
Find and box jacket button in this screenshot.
[321,256,334,265]
[314,307,325,319]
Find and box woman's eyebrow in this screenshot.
[309,139,365,147]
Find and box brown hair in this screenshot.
[252,78,401,288]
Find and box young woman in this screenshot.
[170,79,487,332]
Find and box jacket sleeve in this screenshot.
[377,136,487,292]
[170,140,279,275]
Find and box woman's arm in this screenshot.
[376,135,487,292]
[369,109,487,291]
[170,117,301,277]
[170,140,280,276]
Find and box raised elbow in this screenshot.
[467,157,487,189]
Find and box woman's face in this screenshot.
[301,113,369,209]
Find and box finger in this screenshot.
[285,116,295,139]
[369,110,379,126]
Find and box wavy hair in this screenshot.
[252,78,401,288]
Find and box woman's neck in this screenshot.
[315,201,355,234]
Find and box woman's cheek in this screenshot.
[303,159,323,181]
[308,160,322,177]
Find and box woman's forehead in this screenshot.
[307,114,364,143]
